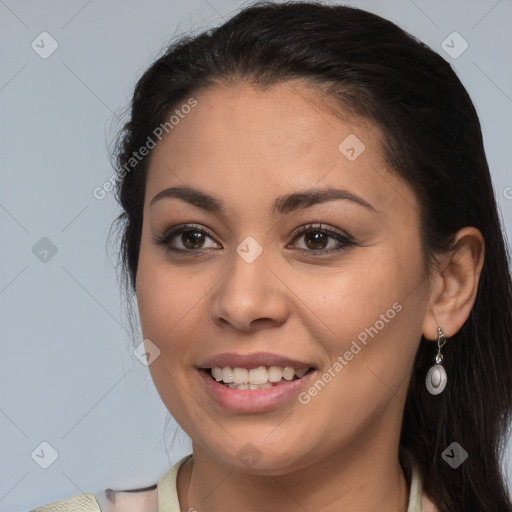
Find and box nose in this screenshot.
[209,245,289,332]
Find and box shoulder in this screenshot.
[29,492,101,511]
[29,486,159,512]
[29,454,192,512]
[97,485,158,512]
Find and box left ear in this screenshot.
[421,227,485,340]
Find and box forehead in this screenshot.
[150,80,380,163]
[145,81,416,219]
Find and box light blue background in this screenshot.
[1,1,511,510]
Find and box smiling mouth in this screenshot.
[203,365,315,390]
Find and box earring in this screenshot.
[425,327,448,395]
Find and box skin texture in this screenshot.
[135,81,484,512]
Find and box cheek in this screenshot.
[135,251,209,421]
[135,249,209,359]
[288,268,423,441]
[296,247,425,392]
[298,259,404,348]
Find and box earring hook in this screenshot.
[435,327,447,364]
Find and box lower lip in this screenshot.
[198,368,315,413]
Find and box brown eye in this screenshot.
[153,224,219,253]
[291,223,355,254]
[180,230,207,249]
[303,231,329,251]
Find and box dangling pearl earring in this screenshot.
[426,327,448,395]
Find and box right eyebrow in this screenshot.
[149,185,376,215]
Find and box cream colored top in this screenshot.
[30,453,437,511]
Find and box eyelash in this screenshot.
[153,223,356,256]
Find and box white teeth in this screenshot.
[232,383,248,390]
[226,382,273,390]
[248,366,268,384]
[209,365,311,386]
[222,367,233,383]
[233,367,249,384]
[249,383,272,389]
[267,366,283,382]
[282,367,295,381]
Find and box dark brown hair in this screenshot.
[111,2,512,510]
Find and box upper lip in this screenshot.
[197,352,315,370]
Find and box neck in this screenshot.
[177,438,409,512]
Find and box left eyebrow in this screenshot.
[272,187,376,215]
[149,185,376,215]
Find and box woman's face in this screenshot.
[136,81,431,474]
